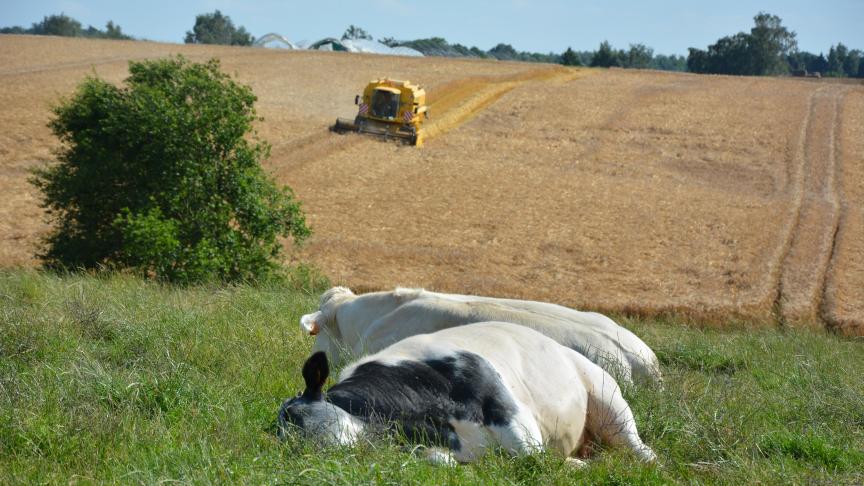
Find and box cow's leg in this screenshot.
[585,380,656,462]
[422,447,458,466]
[486,404,545,456]
[447,419,492,463]
[628,350,664,388]
[445,404,543,463]
[565,457,587,468]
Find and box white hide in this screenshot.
[300,287,662,386]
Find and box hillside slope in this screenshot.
[1,35,862,334]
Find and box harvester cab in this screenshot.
[332,79,429,146]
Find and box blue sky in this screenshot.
[1,1,861,55]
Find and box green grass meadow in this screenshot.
[1,270,863,484]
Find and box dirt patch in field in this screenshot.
[2,35,863,334]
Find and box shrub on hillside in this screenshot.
[32,56,310,283]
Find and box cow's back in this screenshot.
[359,295,649,384]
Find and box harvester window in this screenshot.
[371,89,399,119]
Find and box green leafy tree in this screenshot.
[591,41,621,67]
[379,36,399,47]
[650,53,687,71]
[398,37,450,55]
[561,47,582,66]
[826,43,849,76]
[185,10,253,46]
[30,14,82,37]
[469,46,488,58]
[687,12,796,75]
[803,53,830,75]
[451,43,475,57]
[342,25,371,40]
[487,43,518,60]
[815,54,830,74]
[2,15,130,39]
[843,49,861,77]
[102,21,130,40]
[32,56,310,283]
[687,47,710,73]
[624,43,653,68]
[0,26,26,34]
[747,12,797,75]
[787,51,819,73]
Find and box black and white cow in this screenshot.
[278,322,656,465]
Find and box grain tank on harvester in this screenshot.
[332,79,429,146]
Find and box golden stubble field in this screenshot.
[1,35,862,335]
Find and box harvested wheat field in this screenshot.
[1,35,862,335]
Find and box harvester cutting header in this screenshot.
[332,79,429,146]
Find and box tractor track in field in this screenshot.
[0,56,136,77]
[772,86,845,328]
[820,91,850,332]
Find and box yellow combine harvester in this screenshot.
[332,79,429,146]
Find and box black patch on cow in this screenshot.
[325,351,518,448]
[281,402,305,430]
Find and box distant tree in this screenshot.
[103,21,130,40]
[624,43,653,69]
[687,12,795,75]
[787,50,816,72]
[488,43,518,60]
[399,37,451,56]
[185,10,253,46]
[826,43,848,76]
[469,46,488,58]
[747,12,797,75]
[843,49,861,77]
[713,33,753,74]
[83,25,102,37]
[342,25,371,40]
[811,53,830,74]
[1,15,131,39]
[379,36,398,47]
[650,53,687,71]
[561,47,582,66]
[451,43,475,57]
[0,26,27,34]
[31,14,82,37]
[32,56,309,283]
[687,47,711,73]
[591,41,621,67]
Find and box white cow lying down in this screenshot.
[278,322,657,465]
[300,286,662,387]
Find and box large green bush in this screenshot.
[32,56,310,283]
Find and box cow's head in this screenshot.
[299,287,355,360]
[277,351,362,445]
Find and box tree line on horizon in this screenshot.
[687,12,863,78]
[2,11,861,78]
[0,13,130,40]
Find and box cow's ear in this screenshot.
[301,351,329,400]
[300,311,321,335]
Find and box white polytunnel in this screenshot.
[254,34,422,57]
